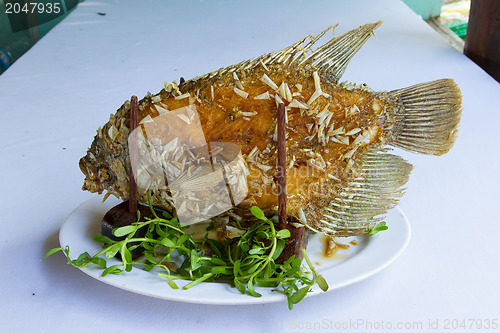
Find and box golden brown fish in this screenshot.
[79,21,461,236]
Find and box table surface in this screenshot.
[1,1,499,332]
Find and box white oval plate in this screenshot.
[59,196,410,305]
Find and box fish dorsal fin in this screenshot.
[185,22,382,87]
[295,21,383,82]
[260,25,336,68]
[300,150,412,236]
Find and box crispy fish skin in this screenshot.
[79,22,462,236]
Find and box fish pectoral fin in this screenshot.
[387,79,462,156]
[300,150,412,236]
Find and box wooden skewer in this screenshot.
[129,95,138,214]
[277,103,287,229]
[275,103,309,263]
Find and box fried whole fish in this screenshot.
[79,21,461,236]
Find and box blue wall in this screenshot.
[402,0,443,19]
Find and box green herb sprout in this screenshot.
[367,221,388,235]
[44,201,328,310]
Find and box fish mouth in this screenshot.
[79,155,102,193]
[79,154,115,194]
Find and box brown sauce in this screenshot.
[320,235,356,258]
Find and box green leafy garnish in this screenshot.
[367,221,388,235]
[44,200,328,309]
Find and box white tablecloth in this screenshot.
[1,0,499,332]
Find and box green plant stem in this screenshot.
[183,272,214,290]
[240,219,277,281]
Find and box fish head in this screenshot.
[79,103,131,199]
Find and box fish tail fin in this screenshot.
[387,79,462,156]
[301,150,412,236]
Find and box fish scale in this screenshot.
[79,21,462,237]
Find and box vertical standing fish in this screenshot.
[79,21,461,237]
